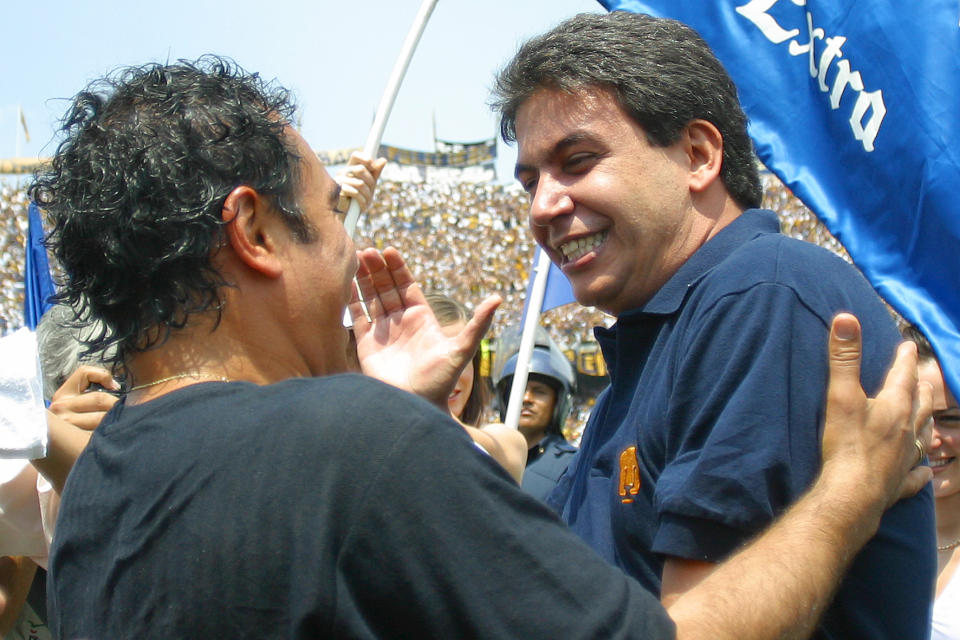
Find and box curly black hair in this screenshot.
[30,55,311,368]
[491,12,762,210]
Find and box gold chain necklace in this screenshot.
[129,372,230,392]
[939,536,960,552]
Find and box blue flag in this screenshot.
[598,0,960,397]
[523,246,577,320]
[24,201,55,329]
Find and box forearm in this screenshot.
[667,466,883,640]
[30,411,93,495]
[460,424,527,484]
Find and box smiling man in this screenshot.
[493,11,935,638]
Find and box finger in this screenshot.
[371,157,387,180]
[52,365,119,400]
[352,250,386,320]
[915,382,934,452]
[337,177,372,198]
[49,391,118,417]
[346,150,374,167]
[455,294,502,361]
[825,313,865,417]
[346,151,386,177]
[898,466,933,501]
[381,247,424,308]
[881,340,920,406]
[343,153,382,185]
[57,410,109,431]
[360,249,405,317]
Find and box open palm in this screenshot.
[349,247,500,408]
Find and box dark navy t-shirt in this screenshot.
[549,210,936,639]
[49,374,674,639]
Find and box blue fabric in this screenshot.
[50,375,675,639]
[520,433,577,503]
[24,202,55,330]
[523,246,576,318]
[548,210,936,639]
[596,0,960,411]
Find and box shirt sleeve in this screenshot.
[652,283,829,562]
[335,410,675,640]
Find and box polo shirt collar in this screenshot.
[594,209,778,375]
[622,208,778,318]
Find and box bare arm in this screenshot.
[666,313,933,640]
[30,365,119,494]
[462,422,528,484]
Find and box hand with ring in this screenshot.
[820,313,934,509]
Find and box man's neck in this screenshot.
[519,426,549,450]
[124,314,315,403]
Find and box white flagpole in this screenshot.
[341,0,439,328]
[342,0,439,239]
[503,248,552,430]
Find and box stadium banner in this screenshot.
[316,139,496,169]
[598,0,960,396]
[24,202,55,329]
[380,139,496,168]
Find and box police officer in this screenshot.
[496,344,577,502]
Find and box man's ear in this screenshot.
[684,119,724,194]
[221,185,283,278]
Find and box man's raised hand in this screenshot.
[349,247,500,408]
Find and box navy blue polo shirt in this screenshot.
[548,209,935,639]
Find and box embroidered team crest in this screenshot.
[618,446,641,503]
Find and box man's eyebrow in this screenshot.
[514,132,597,180]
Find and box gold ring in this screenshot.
[914,439,925,466]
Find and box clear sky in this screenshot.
[0,0,603,183]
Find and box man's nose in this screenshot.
[529,174,574,229]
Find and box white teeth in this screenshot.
[930,457,953,468]
[559,232,607,261]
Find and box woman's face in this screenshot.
[441,319,475,420]
[918,359,960,500]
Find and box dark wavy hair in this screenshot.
[30,55,310,368]
[491,11,762,210]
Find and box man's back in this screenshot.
[49,375,672,640]
[550,210,936,638]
